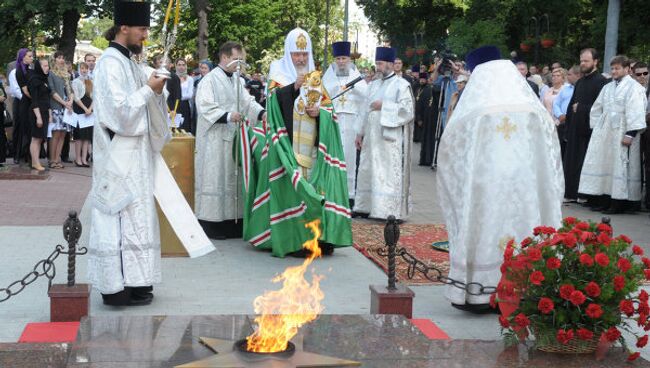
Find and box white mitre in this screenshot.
[268,27,316,88]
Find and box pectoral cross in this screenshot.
[496,117,517,141]
[338,86,347,107]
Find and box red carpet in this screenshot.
[19,322,80,343]
[352,222,449,285]
[409,319,450,340]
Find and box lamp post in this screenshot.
[343,0,349,42]
[324,0,331,70]
[528,14,549,65]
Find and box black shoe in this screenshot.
[102,289,153,306]
[288,249,312,258]
[603,207,624,215]
[352,212,369,219]
[451,303,499,314]
[126,286,154,299]
[319,242,335,256]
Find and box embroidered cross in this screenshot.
[496,117,517,141]
[338,88,347,107]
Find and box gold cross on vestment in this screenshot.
[496,117,517,141]
[338,86,347,107]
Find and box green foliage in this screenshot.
[446,18,508,58]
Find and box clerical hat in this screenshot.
[332,42,351,57]
[114,1,151,27]
[411,64,420,73]
[375,47,396,63]
[419,72,429,79]
[465,46,501,72]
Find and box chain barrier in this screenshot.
[0,211,86,303]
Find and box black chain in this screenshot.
[377,245,497,295]
[0,245,65,303]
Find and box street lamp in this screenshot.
[528,14,550,64]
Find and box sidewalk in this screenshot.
[1,143,649,354]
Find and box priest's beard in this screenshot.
[336,64,351,77]
[127,43,143,55]
[295,65,308,76]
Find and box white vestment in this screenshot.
[89,47,213,294]
[322,64,368,198]
[437,60,564,304]
[354,73,414,219]
[579,75,648,201]
[195,66,265,222]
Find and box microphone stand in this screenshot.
[331,74,366,101]
[225,59,249,224]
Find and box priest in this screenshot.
[578,55,647,213]
[195,41,266,239]
[437,46,563,313]
[241,28,352,257]
[322,41,368,207]
[354,47,414,220]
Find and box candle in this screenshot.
[163,0,173,27]
[174,0,180,26]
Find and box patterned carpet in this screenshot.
[352,222,449,285]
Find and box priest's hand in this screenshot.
[355,135,363,150]
[295,73,306,91]
[261,112,267,123]
[622,136,633,147]
[148,73,166,95]
[230,112,243,123]
[306,106,319,118]
[558,114,566,124]
[371,100,382,111]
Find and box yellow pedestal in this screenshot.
[157,135,195,257]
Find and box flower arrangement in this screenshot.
[495,217,649,361]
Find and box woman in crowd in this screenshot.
[175,58,193,132]
[14,48,34,164]
[0,78,7,167]
[71,62,94,167]
[47,51,74,169]
[446,74,468,125]
[542,67,567,126]
[27,58,52,171]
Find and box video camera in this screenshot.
[432,50,457,77]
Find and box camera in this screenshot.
[432,49,456,77]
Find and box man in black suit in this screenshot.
[516,61,539,96]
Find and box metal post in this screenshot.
[343,0,349,41]
[384,216,400,290]
[324,0,331,70]
[62,211,82,287]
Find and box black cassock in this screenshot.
[274,83,320,143]
[413,84,423,142]
[419,84,440,166]
[563,71,608,200]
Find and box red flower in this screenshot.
[577,328,594,340]
[489,293,497,308]
[521,237,532,247]
[605,327,621,342]
[618,234,632,244]
[580,231,595,244]
[538,297,554,314]
[645,269,650,280]
[579,253,594,266]
[597,232,611,246]
[546,257,561,270]
[617,258,632,273]
[594,253,610,267]
[529,271,545,285]
[504,246,514,261]
[564,217,577,225]
[569,290,586,306]
[642,257,650,268]
[633,245,644,256]
[584,282,601,298]
[637,335,648,348]
[596,223,612,234]
[498,315,510,328]
[614,275,626,291]
[628,352,641,362]
[639,302,650,315]
[586,303,603,319]
[563,233,577,248]
[620,299,635,316]
[640,290,649,303]
[514,313,530,328]
[527,247,542,262]
[559,284,575,300]
[576,222,590,231]
[556,329,574,344]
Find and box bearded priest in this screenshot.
[241,28,352,257]
[437,46,563,313]
[322,41,368,208]
[354,47,415,220]
[195,41,266,239]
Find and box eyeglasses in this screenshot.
[636,72,649,76]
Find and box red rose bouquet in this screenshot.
[495,217,648,360]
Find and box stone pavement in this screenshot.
[0,143,649,358]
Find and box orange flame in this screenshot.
[246,220,324,353]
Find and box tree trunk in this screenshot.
[603,0,620,74]
[196,0,209,60]
[58,9,81,63]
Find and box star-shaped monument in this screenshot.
[176,335,361,367]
